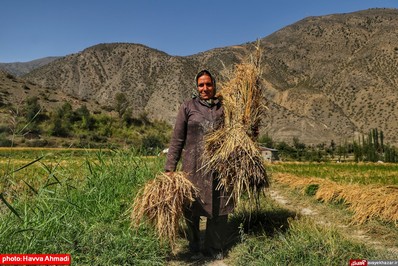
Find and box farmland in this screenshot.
[1,148,397,265]
[268,161,398,185]
[266,162,398,255]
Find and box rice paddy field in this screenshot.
[1,148,397,265]
[269,161,398,185]
[267,162,398,226]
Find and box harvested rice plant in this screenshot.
[267,162,398,253]
[268,162,398,225]
[131,171,198,251]
[273,172,398,225]
[203,45,269,207]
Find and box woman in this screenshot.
[165,70,234,259]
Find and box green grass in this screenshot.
[227,200,396,266]
[0,149,168,265]
[227,216,391,266]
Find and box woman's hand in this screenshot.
[165,171,174,177]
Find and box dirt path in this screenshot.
[269,184,398,256]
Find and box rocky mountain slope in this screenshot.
[0,69,99,116]
[0,57,60,76]
[3,8,398,146]
[258,8,398,145]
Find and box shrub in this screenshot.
[0,133,12,147]
[305,184,319,196]
[142,133,165,155]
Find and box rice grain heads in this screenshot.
[274,173,398,226]
[131,172,198,251]
[203,47,269,205]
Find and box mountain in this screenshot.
[0,57,61,76]
[0,69,100,116]
[4,8,398,146]
[258,8,398,145]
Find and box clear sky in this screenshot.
[1,0,398,63]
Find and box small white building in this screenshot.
[259,146,280,162]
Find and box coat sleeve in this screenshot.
[164,102,188,172]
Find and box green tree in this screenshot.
[258,133,274,148]
[380,130,384,152]
[74,105,95,130]
[121,108,133,127]
[142,133,164,155]
[353,138,363,163]
[276,141,295,160]
[24,96,42,122]
[292,137,306,161]
[336,141,348,162]
[115,92,129,118]
[49,102,74,137]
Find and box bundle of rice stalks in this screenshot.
[131,172,198,251]
[203,45,269,204]
[273,173,398,226]
[222,62,264,138]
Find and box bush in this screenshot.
[305,184,319,196]
[0,135,12,147]
[25,139,48,147]
[0,125,10,134]
[142,133,165,155]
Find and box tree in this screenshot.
[121,108,133,127]
[74,105,95,130]
[380,130,384,152]
[114,92,128,118]
[73,105,90,121]
[49,102,73,137]
[336,142,348,162]
[24,96,41,122]
[373,128,379,151]
[275,141,295,160]
[353,140,362,162]
[142,133,164,155]
[258,133,274,148]
[293,137,306,150]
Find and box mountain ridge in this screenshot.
[0,57,61,76]
[2,8,398,146]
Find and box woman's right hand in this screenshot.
[165,171,174,177]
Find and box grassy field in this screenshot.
[1,149,397,265]
[0,148,167,265]
[268,161,398,185]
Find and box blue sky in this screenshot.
[1,0,398,62]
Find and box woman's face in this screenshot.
[197,74,215,100]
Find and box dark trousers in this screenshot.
[184,177,229,252]
[184,209,228,252]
